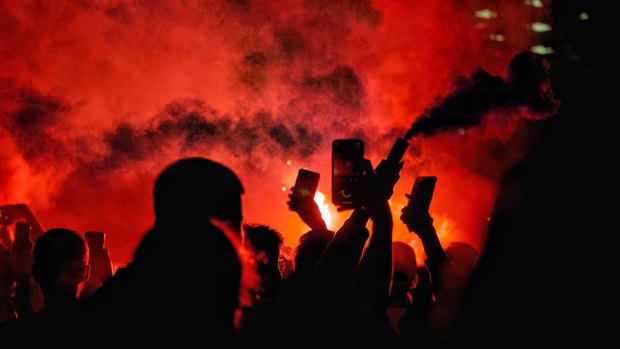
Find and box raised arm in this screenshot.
[10,222,34,318]
[0,204,44,241]
[300,208,370,299]
[287,190,327,231]
[400,207,448,293]
[351,200,393,314]
[350,158,402,314]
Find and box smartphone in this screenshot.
[85,231,105,251]
[13,221,31,252]
[332,139,365,207]
[84,231,113,281]
[407,176,437,212]
[293,168,320,200]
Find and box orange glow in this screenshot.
[0,1,550,266]
[314,191,332,230]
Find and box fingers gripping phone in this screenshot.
[332,139,365,207]
[406,176,437,213]
[293,169,320,200]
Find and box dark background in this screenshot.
[450,1,613,345]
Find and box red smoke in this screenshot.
[0,0,555,266]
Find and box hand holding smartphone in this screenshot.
[11,221,33,280]
[288,168,320,212]
[406,176,437,213]
[85,231,113,280]
[401,176,437,234]
[85,231,105,251]
[288,168,327,230]
[12,221,32,254]
[292,169,320,201]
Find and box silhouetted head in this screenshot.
[392,241,418,292]
[446,242,478,269]
[293,229,334,282]
[442,242,479,290]
[244,224,283,299]
[32,228,90,298]
[154,157,244,234]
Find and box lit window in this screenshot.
[490,33,505,42]
[495,34,505,41]
[524,0,543,8]
[475,9,497,20]
[530,45,554,55]
[531,22,552,32]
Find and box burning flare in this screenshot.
[314,191,331,230]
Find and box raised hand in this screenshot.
[400,204,435,237]
[0,204,44,239]
[287,188,327,230]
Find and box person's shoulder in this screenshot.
[85,264,135,308]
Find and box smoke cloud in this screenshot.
[405,52,558,139]
[1,0,557,265]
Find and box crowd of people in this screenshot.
[0,153,482,347]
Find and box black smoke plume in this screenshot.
[404,52,558,140]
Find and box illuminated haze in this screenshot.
[0,0,557,265]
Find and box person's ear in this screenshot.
[81,264,91,283]
[411,274,419,289]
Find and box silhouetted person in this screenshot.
[90,157,248,343]
[0,228,90,343]
[284,157,402,346]
[299,209,369,300]
[241,223,336,344]
[80,231,113,299]
[297,150,403,310]
[31,229,90,316]
[396,188,447,347]
[303,143,402,301]
[10,222,36,319]
[426,242,478,338]
[441,242,478,292]
[400,208,448,294]
[398,266,433,346]
[399,203,480,347]
[244,224,283,299]
[0,244,14,323]
[0,204,45,246]
[240,224,287,342]
[292,228,334,289]
[283,191,335,295]
[0,204,45,323]
[387,241,418,336]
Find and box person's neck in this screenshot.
[43,291,78,310]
